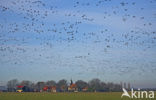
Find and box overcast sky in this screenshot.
[0,0,156,88]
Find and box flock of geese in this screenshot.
[0,0,156,78]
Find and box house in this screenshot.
[51,86,56,92]
[43,86,57,92]
[68,80,78,92]
[16,85,24,92]
[43,86,49,91]
[82,87,88,92]
[16,85,30,92]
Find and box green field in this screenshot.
[0,92,155,100]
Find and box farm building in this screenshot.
[16,85,30,92]
[82,87,88,92]
[68,80,78,92]
[43,86,57,92]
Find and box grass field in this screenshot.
[0,92,155,100]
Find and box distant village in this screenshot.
[0,79,133,92]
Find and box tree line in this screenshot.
[7,78,124,92]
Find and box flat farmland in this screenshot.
[0,92,155,100]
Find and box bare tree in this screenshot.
[57,79,68,92]
[46,80,56,86]
[100,82,108,92]
[35,82,45,92]
[75,80,88,91]
[7,79,18,92]
[88,78,101,92]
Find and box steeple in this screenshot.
[70,79,73,85]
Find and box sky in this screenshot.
[0,0,156,88]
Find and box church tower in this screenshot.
[70,79,73,85]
